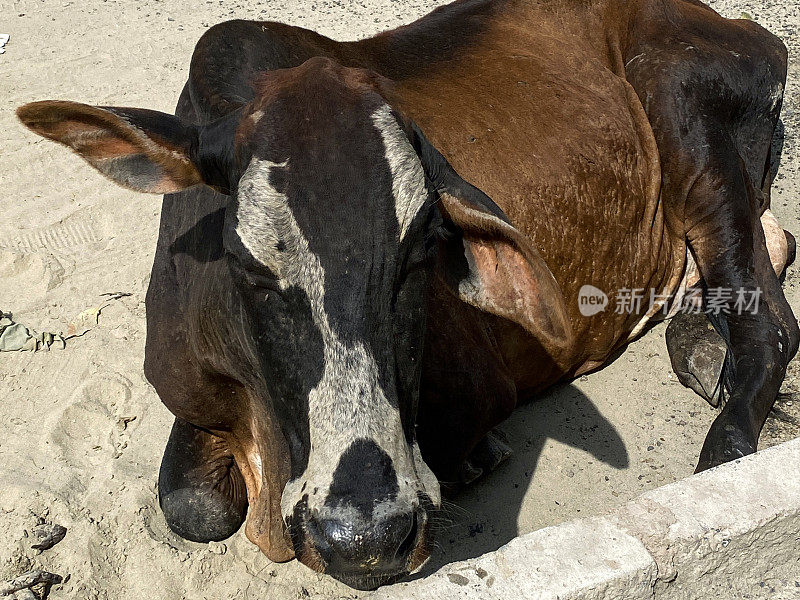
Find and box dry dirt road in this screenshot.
[1,0,799,598]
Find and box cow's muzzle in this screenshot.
[289,497,428,590]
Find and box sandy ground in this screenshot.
[1,0,799,598]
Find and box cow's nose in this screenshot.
[306,509,419,586]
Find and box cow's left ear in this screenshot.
[409,122,573,352]
[17,100,232,194]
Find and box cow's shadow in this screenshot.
[411,384,628,576]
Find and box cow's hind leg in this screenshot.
[685,165,799,472]
[624,2,799,471]
[159,418,248,542]
[666,212,795,408]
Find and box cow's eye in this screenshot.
[393,242,432,307]
[242,269,281,291]
[226,252,282,291]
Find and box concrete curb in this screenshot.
[375,438,800,599]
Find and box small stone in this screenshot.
[447,573,470,586]
[207,541,226,555]
[29,523,67,551]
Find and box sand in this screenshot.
[1,0,798,598]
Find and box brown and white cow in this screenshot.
[17,0,797,590]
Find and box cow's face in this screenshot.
[17,57,571,590]
[223,62,441,588]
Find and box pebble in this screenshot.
[207,541,226,555]
[29,523,67,552]
[447,574,469,586]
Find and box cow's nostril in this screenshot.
[303,513,335,563]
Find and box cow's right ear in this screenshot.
[406,120,574,353]
[17,100,231,195]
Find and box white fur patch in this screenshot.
[234,158,439,518]
[770,82,784,111]
[371,106,429,242]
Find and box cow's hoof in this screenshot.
[459,430,513,485]
[458,459,483,485]
[158,419,247,543]
[665,311,727,407]
[695,417,756,473]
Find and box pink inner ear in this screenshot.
[464,234,574,351]
[471,240,519,298]
[468,237,544,316]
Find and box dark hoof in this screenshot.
[666,311,727,407]
[458,459,483,485]
[458,430,513,485]
[158,419,247,543]
[695,416,756,473]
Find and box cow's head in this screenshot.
[18,56,570,589]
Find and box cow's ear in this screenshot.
[410,122,573,351]
[17,100,209,194]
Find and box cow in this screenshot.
[16,0,797,590]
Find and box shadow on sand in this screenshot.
[410,383,628,577]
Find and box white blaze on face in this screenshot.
[234,157,439,519]
[371,105,429,242]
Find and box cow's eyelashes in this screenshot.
[392,250,432,307]
[242,270,282,291]
[226,253,282,291]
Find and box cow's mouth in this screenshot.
[328,570,408,591]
